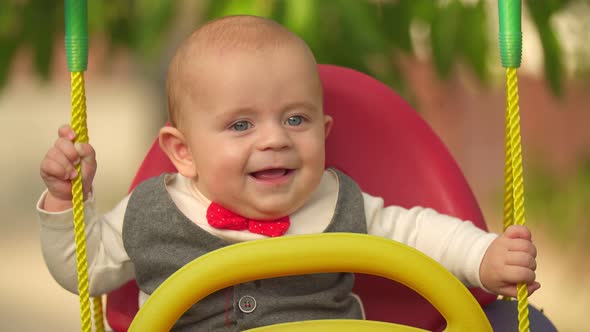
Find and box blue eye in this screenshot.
[286,116,304,126]
[231,120,252,131]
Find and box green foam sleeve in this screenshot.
[65,0,88,72]
[498,0,522,68]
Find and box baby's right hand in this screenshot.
[40,125,97,211]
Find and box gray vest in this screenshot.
[123,169,367,331]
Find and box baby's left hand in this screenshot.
[479,225,540,297]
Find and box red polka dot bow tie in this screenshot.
[206,202,290,237]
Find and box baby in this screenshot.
[38,15,539,331]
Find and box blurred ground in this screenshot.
[1,64,587,331]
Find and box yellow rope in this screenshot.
[70,71,104,332]
[502,96,514,232]
[92,296,105,332]
[502,67,530,332]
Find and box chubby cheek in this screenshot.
[295,140,326,190]
[301,139,326,172]
[198,149,248,199]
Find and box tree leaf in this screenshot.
[281,0,318,50]
[206,0,276,18]
[525,1,564,96]
[0,36,18,90]
[22,1,57,80]
[430,0,462,79]
[538,24,564,96]
[378,0,414,53]
[135,0,176,63]
[105,1,133,50]
[458,1,488,82]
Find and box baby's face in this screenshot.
[179,44,331,219]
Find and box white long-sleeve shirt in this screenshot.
[37,169,496,305]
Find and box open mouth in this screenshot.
[249,168,294,180]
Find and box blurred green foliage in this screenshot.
[525,158,590,242]
[0,0,585,97]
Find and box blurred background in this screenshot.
[1,0,588,331]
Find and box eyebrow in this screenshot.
[282,101,319,113]
[213,106,258,122]
[217,101,320,120]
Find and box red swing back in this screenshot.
[105,64,496,331]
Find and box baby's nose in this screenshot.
[256,124,292,150]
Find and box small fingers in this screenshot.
[528,281,541,295]
[497,285,518,298]
[43,147,77,180]
[506,251,537,271]
[75,142,95,162]
[76,143,97,180]
[508,238,537,257]
[40,156,71,181]
[58,124,76,140]
[504,225,532,240]
[502,266,536,284]
[497,281,541,298]
[54,136,81,165]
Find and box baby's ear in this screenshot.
[323,115,333,138]
[159,126,197,177]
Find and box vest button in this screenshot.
[238,295,257,313]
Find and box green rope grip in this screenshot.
[498,0,522,68]
[65,0,88,72]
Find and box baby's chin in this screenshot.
[239,207,296,220]
[233,200,305,220]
